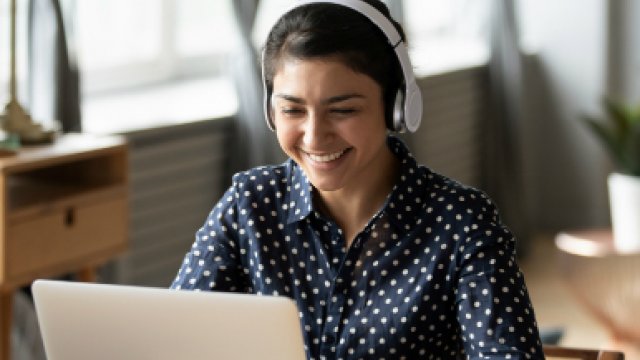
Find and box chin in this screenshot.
[310,182,341,192]
[306,173,348,192]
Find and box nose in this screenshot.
[302,111,331,147]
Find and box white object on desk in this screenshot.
[32,280,307,360]
[608,172,640,253]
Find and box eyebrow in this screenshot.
[273,93,364,105]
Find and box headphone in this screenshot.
[262,0,423,133]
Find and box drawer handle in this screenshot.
[65,207,75,227]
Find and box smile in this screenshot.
[305,148,350,163]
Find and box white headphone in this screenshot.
[262,0,423,133]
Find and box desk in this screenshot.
[0,134,129,360]
[555,229,640,355]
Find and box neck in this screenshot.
[316,146,400,247]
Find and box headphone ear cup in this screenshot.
[392,88,405,132]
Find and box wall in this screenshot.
[104,118,233,286]
[519,0,611,230]
[408,66,487,189]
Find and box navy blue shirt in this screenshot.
[171,136,544,359]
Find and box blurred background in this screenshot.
[1,0,639,359]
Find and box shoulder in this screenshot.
[414,166,513,256]
[225,161,305,216]
[420,166,498,219]
[230,161,292,195]
[390,136,498,221]
[416,171,517,271]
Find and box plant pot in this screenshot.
[608,172,640,253]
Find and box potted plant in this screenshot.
[584,97,640,252]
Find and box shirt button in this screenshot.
[323,333,335,345]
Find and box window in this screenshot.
[0,1,8,106]
[77,0,236,94]
[4,0,492,99]
[403,0,491,75]
[0,0,29,108]
[1,0,493,132]
[252,0,492,77]
[252,0,291,49]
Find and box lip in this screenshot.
[301,147,352,169]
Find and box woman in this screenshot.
[172,1,544,358]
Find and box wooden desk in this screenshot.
[0,134,129,360]
[555,229,640,356]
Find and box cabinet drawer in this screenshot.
[5,196,127,280]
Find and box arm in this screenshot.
[455,196,544,359]
[170,178,246,292]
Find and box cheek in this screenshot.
[342,114,386,140]
[274,123,296,152]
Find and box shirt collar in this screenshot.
[284,136,428,229]
[383,135,429,232]
[285,159,314,224]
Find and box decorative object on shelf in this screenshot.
[0,128,19,157]
[1,0,56,145]
[583,97,640,253]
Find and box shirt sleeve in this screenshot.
[170,178,246,292]
[455,195,544,359]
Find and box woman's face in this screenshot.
[271,57,390,193]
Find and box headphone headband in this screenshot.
[296,0,402,44]
[263,0,423,133]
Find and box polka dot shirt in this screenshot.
[171,136,544,359]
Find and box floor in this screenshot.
[521,234,639,357]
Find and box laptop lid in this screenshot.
[32,279,306,360]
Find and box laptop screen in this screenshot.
[32,280,306,360]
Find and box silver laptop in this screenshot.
[32,279,306,360]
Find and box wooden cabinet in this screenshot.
[0,134,129,360]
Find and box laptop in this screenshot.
[32,279,307,360]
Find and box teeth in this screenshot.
[308,149,347,163]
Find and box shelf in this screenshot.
[4,142,127,220]
[0,133,129,360]
[7,180,127,224]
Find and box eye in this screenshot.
[280,107,305,116]
[330,108,357,115]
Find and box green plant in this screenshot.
[583,98,640,176]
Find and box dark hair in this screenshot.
[263,0,406,126]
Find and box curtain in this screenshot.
[28,0,81,133]
[230,0,284,173]
[485,0,531,253]
[12,3,80,358]
[607,0,640,103]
